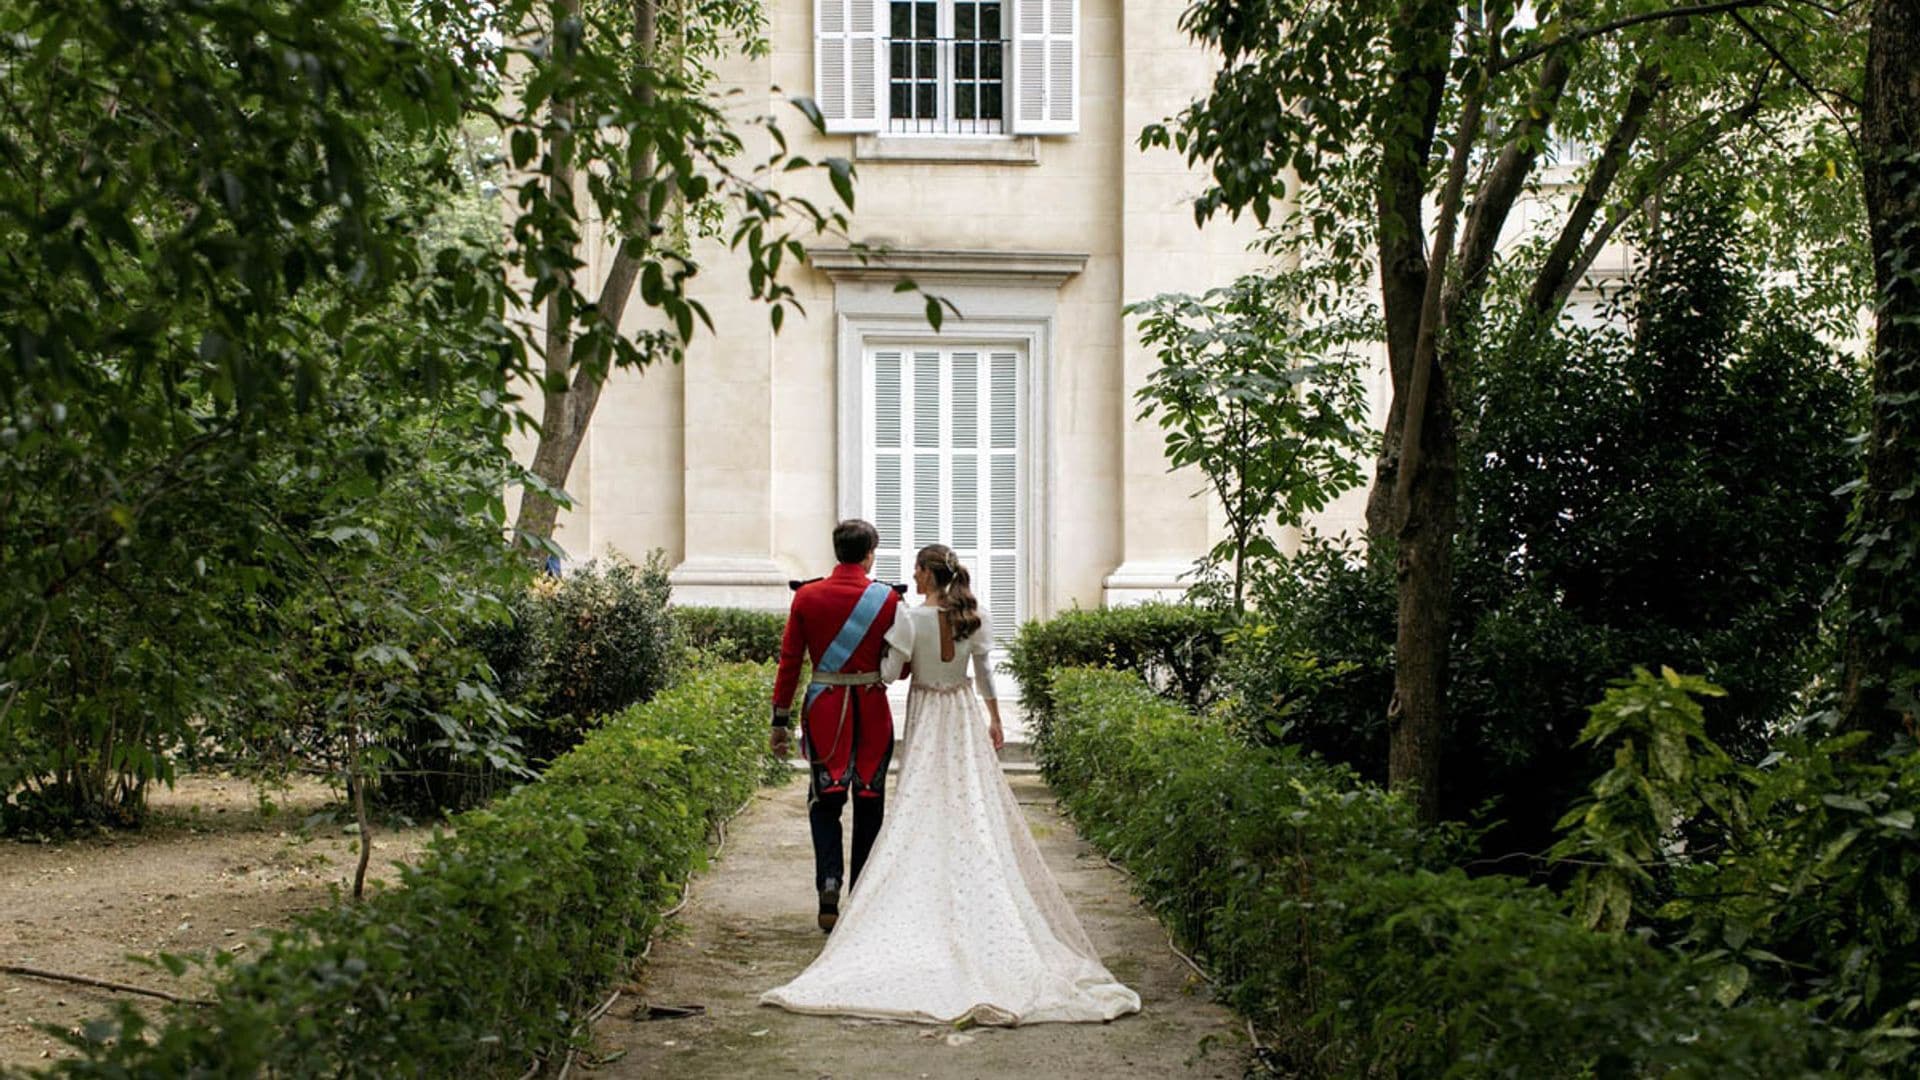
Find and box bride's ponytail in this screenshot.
[916,544,982,642]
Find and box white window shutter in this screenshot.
[864,343,1023,639]
[1010,0,1077,134]
[816,0,883,133]
[872,350,904,581]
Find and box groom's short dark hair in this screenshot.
[833,519,879,564]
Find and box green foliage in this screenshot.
[33,663,779,1078]
[1212,538,1396,768]
[1550,667,1737,933]
[1004,604,1224,740]
[1043,668,1848,1078]
[1550,670,1920,1069]
[493,557,679,747]
[1220,182,1862,856]
[364,554,683,815]
[1128,272,1372,613]
[0,0,529,830]
[1039,668,1457,1067]
[673,605,787,664]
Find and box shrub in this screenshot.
[1042,667,1848,1077]
[378,554,681,814]
[1005,603,1224,739]
[674,605,787,663]
[495,553,680,740]
[1039,667,1459,1064]
[1552,669,1920,1072]
[1220,187,1859,857]
[38,663,778,1078]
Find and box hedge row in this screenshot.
[1003,602,1223,733]
[37,664,780,1079]
[1040,668,1846,1078]
[673,604,787,663]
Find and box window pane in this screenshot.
[916,82,935,116]
[890,40,911,78]
[915,41,935,72]
[890,1,912,39]
[956,83,976,119]
[981,83,1002,120]
[982,42,1002,79]
[981,2,1001,40]
[957,42,976,78]
[915,1,935,34]
[890,82,912,118]
[956,4,975,38]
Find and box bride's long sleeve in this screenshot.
[970,612,997,700]
[880,614,915,683]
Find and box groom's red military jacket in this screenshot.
[773,563,902,798]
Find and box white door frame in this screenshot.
[812,247,1085,626]
[837,312,1050,628]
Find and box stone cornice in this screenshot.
[807,247,1088,287]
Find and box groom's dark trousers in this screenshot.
[773,562,901,893]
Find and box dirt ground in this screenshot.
[591,772,1253,1080]
[0,774,435,1070]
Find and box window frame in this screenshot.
[883,0,1010,135]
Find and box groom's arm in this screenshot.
[771,595,808,729]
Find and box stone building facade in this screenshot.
[532,0,1397,629]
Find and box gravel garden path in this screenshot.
[587,770,1252,1080]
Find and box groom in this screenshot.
[770,519,903,932]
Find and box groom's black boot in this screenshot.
[817,877,841,933]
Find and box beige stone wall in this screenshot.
[543,0,1350,611]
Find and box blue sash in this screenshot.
[803,581,892,713]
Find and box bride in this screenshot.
[761,544,1140,1026]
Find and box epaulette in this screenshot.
[787,577,909,596]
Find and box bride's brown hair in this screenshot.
[916,544,982,642]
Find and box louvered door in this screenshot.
[867,344,1024,645]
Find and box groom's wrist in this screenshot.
[771,706,792,728]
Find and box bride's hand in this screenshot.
[988,719,1005,752]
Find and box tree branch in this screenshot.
[1445,47,1575,321]
[1730,9,1863,119]
[1394,37,1495,515]
[1533,74,1771,321]
[1496,0,1770,73]
[1523,57,1669,321]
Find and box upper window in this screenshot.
[887,0,1005,134]
[814,0,1077,137]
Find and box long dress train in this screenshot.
[761,605,1140,1026]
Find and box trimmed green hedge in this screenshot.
[39,663,779,1078]
[1005,603,1223,737]
[673,604,787,663]
[1042,668,1846,1077]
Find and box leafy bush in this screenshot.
[1212,539,1395,762]
[1220,184,1861,857]
[370,555,682,814]
[1038,667,1456,1067]
[674,605,787,663]
[1005,603,1224,738]
[494,554,680,737]
[37,663,778,1079]
[0,0,522,834]
[1042,667,1848,1077]
[1553,670,1920,1072]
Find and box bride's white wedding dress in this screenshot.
[760,603,1141,1026]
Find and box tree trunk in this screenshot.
[1840,0,1920,739]
[1362,2,1450,545]
[1368,0,1453,822]
[1389,367,1456,823]
[513,0,658,552]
